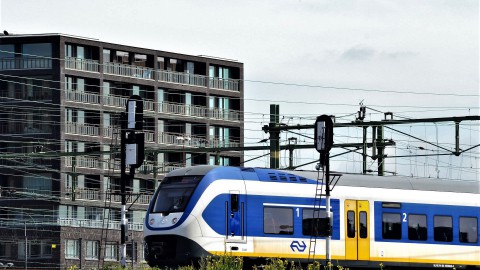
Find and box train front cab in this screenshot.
[344,199,371,265]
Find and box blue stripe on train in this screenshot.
[374,201,479,246]
[202,194,341,240]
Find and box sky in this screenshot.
[1,0,479,180]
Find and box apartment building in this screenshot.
[0,33,244,269]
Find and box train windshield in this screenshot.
[151,175,202,214]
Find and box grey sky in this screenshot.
[1,0,478,179]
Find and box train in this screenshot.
[143,165,479,269]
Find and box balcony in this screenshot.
[104,62,154,80]
[63,57,240,91]
[64,91,240,121]
[158,132,207,147]
[0,123,52,135]
[66,90,100,104]
[64,156,100,169]
[209,77,240,91]
[102,94,154,112]
[156,70,207,87]
[159,101,241,121]
[65,57,99,72]
[158,132,239,148]
[57,218,144,231]
[0,57,52,70]
[65,122,100,136]
[68,187,152,205]
[64,156,183,175]
[74,187,101,200]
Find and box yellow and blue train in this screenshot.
[143,166,479,269]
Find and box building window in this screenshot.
[382,213,401,239]
[157,57,164,70]
[86,241,99,260]
[0,242,12,258]
[0,44,14,58]
[105,242,118,261]
[41,242,52,257]
[103,49,110,62]
[115,51,129,64]
[17,241,52,259]
[434,215,453,242]
[65,239,79,259]
[459,217,477,243]
[126,242,136,262]
[0,44,15,70]
[22,43,52,69]
[263,207,293,235]
[134,54,146,67]
[302,208,328,236]
[408,214,427,241]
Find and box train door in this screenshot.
[344,200,370,261]
[226,190,246,242]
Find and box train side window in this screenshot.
[434,215,453,242]
[382,213,401,239]
[302,209,328,236]
[459,217,478,243]
[347,211,355,238]
[408,214,427,241]
[264,207,293,235]
[359,211,367,238]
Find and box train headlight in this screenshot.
[149,218,155,225]
[172,217,178,224]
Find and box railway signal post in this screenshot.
[314,115,334,264]
[120,95,144,268]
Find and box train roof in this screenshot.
[166,166,479,194]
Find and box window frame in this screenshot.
[263,207,294,235]
[459,216,478,243]
[408,214,428,241]
[302,208,328,236]
[65,239,79,259]
[434,215,453,242]
[382,212,402,240]
[86,240,99,260]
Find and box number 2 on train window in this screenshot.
[402,213,407,222]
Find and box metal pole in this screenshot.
[269,104,280,169]
[120,113,127,268]
[24,221,27,270]
[377,125,384,176]
[362,127,367,174]
[325,153,331,264]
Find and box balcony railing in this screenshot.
[159,102,241,121]
[66,90,101,104]
[109,191,152,205]
[0,57,52,70]
[104,62,155,80]
[156,70,207,87]
[158,132,207,147]
[64,156,100,169]
[102,126,120,139]
[75,187,101,200]
[57,218,143,231]
[65,122,100,136]
[209,77,240,91]
[65,57,99,72]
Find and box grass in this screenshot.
[66,255,390,269]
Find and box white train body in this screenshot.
[144,166,479,269]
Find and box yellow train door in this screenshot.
[345,200,370,261]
